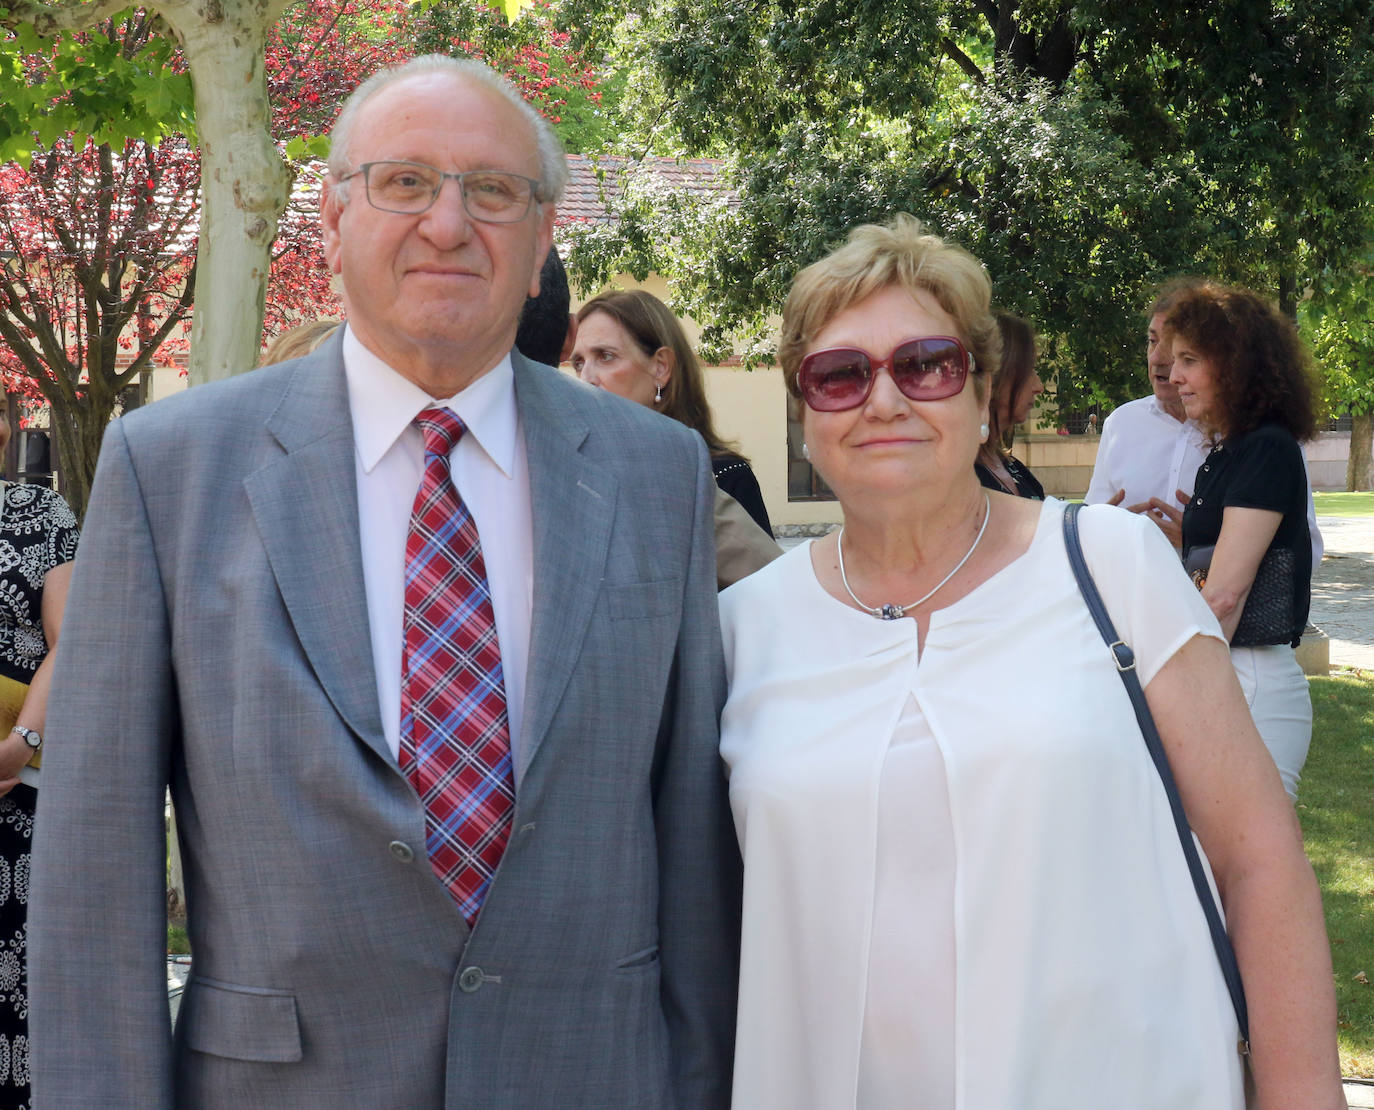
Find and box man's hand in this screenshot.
[1124,490,1187,551]
[1106,489,1125,507]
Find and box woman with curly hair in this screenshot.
[1161,282,1318,799]
[975,311,1044,498]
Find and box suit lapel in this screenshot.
[244,342,390,766]
[514,355,616,781]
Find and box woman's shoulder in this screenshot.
[711,451,752,479]
[1231,421,1301,455]
[3,482,76,525]
[719,541,816,623]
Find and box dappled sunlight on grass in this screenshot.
[1302,674,1374,1076]
[1314,492,1374,518]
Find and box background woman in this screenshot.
[1163,283,1317,800]
[718,215,1341,1109]
[572,289,773,536]
[0,392,78,1108]
[974,310,1044,498]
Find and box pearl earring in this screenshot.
[802,442,811,461]
[979,422,989,441]
[654,384,663,404]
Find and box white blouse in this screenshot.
[719,500,1244,1110]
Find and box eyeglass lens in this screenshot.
[364,161,533,222]
[799,338,969,411]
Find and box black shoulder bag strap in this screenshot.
[1061,502,1251,1057]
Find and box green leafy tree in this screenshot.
[1303,263,1374,490]
[560,0,1374,420]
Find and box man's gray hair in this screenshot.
[328,54,569,205]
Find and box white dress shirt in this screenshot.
[1085,394,1323,565]
[1084,395,1211,510]
[343,327,534,775]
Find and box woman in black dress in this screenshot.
[571,289,773,536]
[975,312,1044,499]
[0,393,79,1107]
[1158,283,1317,800]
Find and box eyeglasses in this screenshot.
[797,336,975,412]
[338,160,540,223]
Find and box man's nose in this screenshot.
[419,178,473,244]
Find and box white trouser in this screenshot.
[1230,643,1312,801]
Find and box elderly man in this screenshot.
[1085,285,1322,565]
[29,56,739,1109]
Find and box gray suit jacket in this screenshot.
[29,340,741,1109]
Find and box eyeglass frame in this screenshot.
[796,335,977,413]
[335,160,545,223]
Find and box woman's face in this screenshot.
[570,310,669,409]
[1006,367,1044,427]
[1168,337,1221,429]
[801,284,988,504]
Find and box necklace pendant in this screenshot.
[880,603,905,620]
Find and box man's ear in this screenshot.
[320,181,345,275]
[529,207,556,298]
[560,315,578,365]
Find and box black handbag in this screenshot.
[1063,503,1251,1061]
[1181,543,1297,648]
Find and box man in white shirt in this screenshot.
[31,55,739,1109]
[1085,291,1322,565]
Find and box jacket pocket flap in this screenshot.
[182,977,303,1063]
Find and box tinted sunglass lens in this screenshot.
[801,351,872,410]
[893,339,965,399]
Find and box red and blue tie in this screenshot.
[400,406,514,925]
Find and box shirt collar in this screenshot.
[342,325,518,477]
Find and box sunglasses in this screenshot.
[797,336,975,412]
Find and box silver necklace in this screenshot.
[836,491,991,620]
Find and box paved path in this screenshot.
[1312,516,1374,671]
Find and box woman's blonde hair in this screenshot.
[778,214,999,403]
[260,319,342,367]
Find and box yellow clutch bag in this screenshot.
[0,673,39,770]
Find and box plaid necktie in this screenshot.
[400,406,514,924]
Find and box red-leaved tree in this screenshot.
[0,127,200,515]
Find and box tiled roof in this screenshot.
[557,154,728,225]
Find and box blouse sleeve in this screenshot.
[1077,504,1225,687]
[37,487,80,569]
[713,457,773,537]
[1219,427,1305,515]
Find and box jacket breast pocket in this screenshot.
[604,579,679,622]
[181,976,303,1063]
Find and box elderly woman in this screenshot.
[974,311,1044,498]
[718,215,1342,1109]
[571,289,773,536]
[1157,283,1318,800]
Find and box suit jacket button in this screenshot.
[388,840,414,863]
[458,966,484,993]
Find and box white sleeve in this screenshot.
[1076,503,1226,687]
[1082,413,1119,505]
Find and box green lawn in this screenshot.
[1313,491,1374,518]
[1303,672,1374,1077]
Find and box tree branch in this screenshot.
[2,0,133,36]
[941,37,985,83]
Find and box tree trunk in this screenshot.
[1348,411,1373,491]
[47,397,115,520]
[167,0,293,385]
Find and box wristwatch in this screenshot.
[11,726,40,751]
